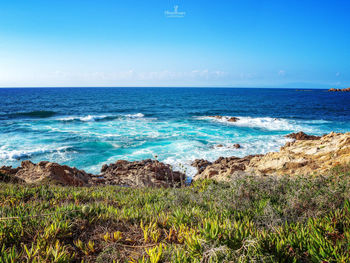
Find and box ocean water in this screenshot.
[0,88,350,178]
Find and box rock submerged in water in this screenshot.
[208,116,240,122]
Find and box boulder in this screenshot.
[14,161,92,186]
[227,117,239,122]
[97,159,185,187]
[285,131,321,140]
[233,144,241,149]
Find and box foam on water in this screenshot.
[196,116,315,132]
[0,146,72,161]
[1,88,349,178]
[125,113,145,118]
[57,115,110,122]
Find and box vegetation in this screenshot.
[0,166,350,262]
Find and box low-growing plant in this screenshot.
[0,165,349,262]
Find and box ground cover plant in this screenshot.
[0,165,350,262]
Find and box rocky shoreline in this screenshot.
[193,131,350,181]
[328,87,350,92]
[1,131,349,187]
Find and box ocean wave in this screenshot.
[57,113,146,122]
[196,116,310,131]
[0,146,72,161]
[57,115,111,122]
[125,113,145,118]
[1,110,57,119]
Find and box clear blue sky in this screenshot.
[0,0,349,87]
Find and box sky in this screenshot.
[0,0,349,88]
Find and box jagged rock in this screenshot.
[14,161,92,186]
[194,132,350,181]
[285,131,321,140]
[209,115,224,119]
[328,88,350,92]
[193,155,262,180]
[97,159,185,187]
[0,166,24,183]
[233,144,241,149]
[191,159,212,174]
[227,117,239,122]
[208,116,240,122]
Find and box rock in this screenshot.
[208,116,240,122]
[0,166,24,183]
[193,155,262,181]
[328,88,350,92]
[209,115,224,119]
[101,164,108,172]
[191,159,212,173]
[14,161,92,186]
[285,132,321,140]
[227,117,239,122]
[216,144,223,147]
[194,132,350,181]
[98,159,185,187]
[233,144,241,149]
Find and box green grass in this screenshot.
[0,166,350,262]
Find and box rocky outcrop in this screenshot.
[96,159,185,187]
[13,161,92,186]
[192,159,212,174]
[194,132,350,181]
[208,116,240,122]
[0,159,185,188]
[285,131,321,140]
[328,88,350,92]
[192,155,262,180]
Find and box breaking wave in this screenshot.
[0,146,72,161]
[196,116,311,131]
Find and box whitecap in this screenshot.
[125,113,145,118]
[196,115,314,132]
[0,146,72,161]
[57,115,109,122]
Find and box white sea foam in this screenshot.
[0,146,71,161]
[196,116,313,132]
[125,113,145,118]
[57,115,109,122]
[57,113,146,122]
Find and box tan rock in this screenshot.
[14,161,92,186]
[194,132,350,181]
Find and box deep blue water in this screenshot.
[0,88,349,177]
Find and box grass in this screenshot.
[0,166,350,262]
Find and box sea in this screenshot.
[1,88,349,178]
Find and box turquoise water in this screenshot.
[1,88,349,177]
